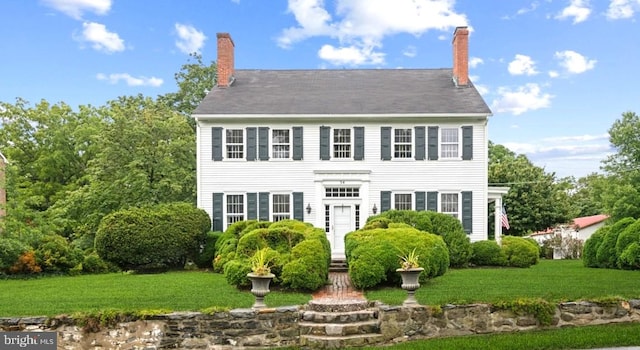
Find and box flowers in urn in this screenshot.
[250,247,272,276]
[398,247,421,270]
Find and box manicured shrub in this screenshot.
[501,236,539,268]
[223,259,252,287]
[596,217,634,268]
[9,251,42,274]
[236,227,305,257]
[470,240,506,266]
[346,227,449,289]
[195,231,223,268]
[281,239,328,290]
[619,243,640,270]
[362,217,391,230]
[616,219,640,258]
[95,203,210,272]
[583,228,606,267]
[34,235,83,273]
[0,238,29,273]
[81,252,118,274]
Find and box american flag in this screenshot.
[501,205,510,230]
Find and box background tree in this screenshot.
[488,142,571,236]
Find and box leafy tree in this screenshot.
[488,142,571,236]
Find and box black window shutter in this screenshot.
[293,192,304,221]
[381,127,391,160]
[259,192,270,221]
[212,127,223,161]
[258,127,270,161]
[292,127,303,160]
[247,193,257,220]
[320,126,331,160]
[381,191,391,212]
[428,126,439,160]
[212,193,223,231]
[462,126,473,160]
[462,191,472,234]
[415,126,426,160]
[427,191,438,211]
[246,127,257,161]
[415,191,426,211]
[354,127,365,160]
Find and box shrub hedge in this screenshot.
[501,236,539,268]
[470,240,506,266]
[583,229,606,268]
[584,217,640,270]
[95,202,210,272]
[596,217,634,268]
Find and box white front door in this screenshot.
[332,205,352,259]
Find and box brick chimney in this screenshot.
[216,33,235,88]
[452,26,469,87]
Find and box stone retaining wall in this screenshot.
[2,300,640,349]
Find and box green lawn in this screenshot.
[367,259,640,305]
[2,260,640,317]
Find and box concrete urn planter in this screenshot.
[247,272,275,309]
[396,267,424,306]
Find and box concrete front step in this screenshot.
[299,319,380,337]
[301,309,378,323]
[329,260,348,272]
[300,333,384,348]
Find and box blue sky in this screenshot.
[1,0,639,179]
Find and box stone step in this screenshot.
[306,299,371,313]
[329,260,348,272]
[300,309,378,323]
[299,320,380,337]
[300,334,384,348]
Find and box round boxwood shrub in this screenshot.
[281,239,328,290]
[82,251,119,274]
[0,238,29,274]
[501,236,539,268]
[424,211,472,267]
[346,227,449,289]
[223,258,252,287]
[616,219,640,258]
[583,228,606,268]
[95,203,210,271]
[619,242,640,270]
[596,217,634,268]
[470,240,506,266]
[34,235,83,273]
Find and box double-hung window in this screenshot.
[226,129,244,159]
[333,129,351,158]
[394,129,412,158]
[272,129,290,159]
[226,194,244,225]
[441,193,459,218]
[272,194,291,222]
[441,128,459,159]
[394,193,412,210]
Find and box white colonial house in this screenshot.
[194,28,508,259]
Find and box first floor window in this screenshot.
[441,193,459,218]
[227,194,244,225]
[333,129,351,158]
[394,193,412,210]
[441,128,459,158]
[272,129,290,159]
[394,129,412,158]
[226,129,244,159]
[272,194,291,222]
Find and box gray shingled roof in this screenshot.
[194,69,491,115]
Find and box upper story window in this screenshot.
[272,194,291,222]
[394,129,412,158]
[226,129,244,159]
[226,194,244,225]
[441,128,460,159]
[333,129,352,158]
[441,193,459,218]
[394,193,412,210]
[272,129,290,159]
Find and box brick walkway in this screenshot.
[312,272,365,300]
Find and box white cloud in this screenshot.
[606,0,640,19]
[469,57,484,69]
[278,0,468,66]
[474,83,489,96]
[548,70,560,78]
[555,50,596,74]
[508,54,538,76]
[318,44,384,66]
[75,21,124,53]
[175,23,207,54]
[555,0,591,24]
[42,0,111,20]
[492,83,553,115]
[96,73,163,87]
[402,45,417,58]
